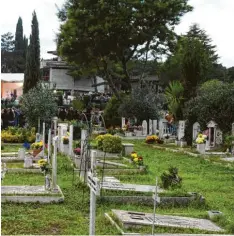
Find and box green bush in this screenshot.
[103,135,122,153]
[95,134,122,153]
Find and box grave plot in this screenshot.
[110,209,223,233]
[1,136,64,203]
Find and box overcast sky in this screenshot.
[1,0,234,68]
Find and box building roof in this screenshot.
[1,73,24,82]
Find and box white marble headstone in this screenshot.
[121,117,126,128]
[142,120,147,135]
[192,122,200,140]
[149,119,152,135]
[152,120,157,134]
[178,120,185,141]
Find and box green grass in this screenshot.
[6,162,24,169]
[2,140,234,235]
[1,144,24,153]
[2,173,44,186]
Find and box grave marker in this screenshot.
[69,125,74,157]
[52,136,58,191]
[42,122,46,157]
[121,117,126,128]
[80,129,89,181]
[53,117,58,137]
[178,120,185,141]
[192,122,200,140]
[152,120,157,134]
[47,129,52,162]
[149,119,153,135]
[87,150,100,236]
[142,120,147,135]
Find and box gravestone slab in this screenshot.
[178,120,185,141]
[103,176,120,183]
[149,119,152,135]
[97,160,128,168]
[112,210,223,232]
[100,182,163,193]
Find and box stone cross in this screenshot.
[80,129,89,181]
[42,122,46,157]
[69,125,74,157]
[142,120,148,135]
[52,136,58,191]
[47,129,52,162]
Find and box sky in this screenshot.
[0,0,234,68]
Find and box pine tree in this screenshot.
[23,11,40,93]
[15,17,24,51]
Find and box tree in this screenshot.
[15,17,24,51]
[160,24,219,89]
[118,84,164,131]
[1,32,14,52]
[57,0,192,98]
[165,80,184,121]
[21,83,58,127]
[184,80,234,135]
[23,11,40,93]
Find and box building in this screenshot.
[40,51,106,94]
[1,73,24,98]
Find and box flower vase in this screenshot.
[197,143,206,154]
[33,149,42,157]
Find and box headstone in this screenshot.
[121,117,126,128]
[52,136,58,191]
[42,122,46,157]
[178,120,185,141]
[24,156,33,168]
[215,128,223,145]
[36,133,41,142]
[149,119,153,135]
[53,117,58,136]
[158,119,167,138]
[69,125,74,157]
[142,120,147,135]
[152,120,157,135]
[47,129,52,162]
[80,129,89,181]
[122,143,134,156]
[207,120,218,148]
[18,148,25,159]
[192,122,200,140]
[57,126,61,151]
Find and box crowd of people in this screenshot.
[1,107,25,129]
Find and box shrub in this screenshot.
[160,167,182,189]
[96,134,122,153]
[103,135,122,153]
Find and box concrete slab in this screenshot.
[222,157,234,162]
[112,209,223,232]
[101,182,163,193]
[97,160,128,168]
[1,185,64,203]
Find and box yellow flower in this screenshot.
[131,153,137,159]
[134,157,138,163]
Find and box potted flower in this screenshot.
[196,133,207,154]
[130,151,138,162]
[133,155,145,171]
[62,136,69,154]
[31,141,43,157]
[74,147,81,155]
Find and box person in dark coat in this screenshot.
[1,109,9,129]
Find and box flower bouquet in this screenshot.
[146,135,158,144]
[31,141,43,157]
[74,147,81,155]
[196,133,207,154]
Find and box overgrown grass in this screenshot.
[6,162,24,169]
[2,140,234,235]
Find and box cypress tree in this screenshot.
[15,17,24,51]
[23,11,40,93]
